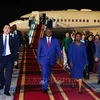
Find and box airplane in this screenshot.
[9,9,100,39]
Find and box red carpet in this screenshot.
[51,64,100,100]
[30,24,44,49]
[13,49,100,100]
[13,24,100,99]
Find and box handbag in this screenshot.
[83,65,89,79]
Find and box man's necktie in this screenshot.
[48,37,50,49]
[2,36,7,56]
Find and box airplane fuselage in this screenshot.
[9,9,100,35]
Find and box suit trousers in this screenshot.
[0,55,13,92]
[41,59,52,90]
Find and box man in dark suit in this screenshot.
[37,28,62,93]
[12,24,23,50]
[0,24,18,96]
[12,24,23,69]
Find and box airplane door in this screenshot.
[39,13,46,24]
[47,19,53,28]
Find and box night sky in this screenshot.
[0,3,99,33]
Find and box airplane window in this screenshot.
[83,19,85,22]
[68,19,70,22]
[72,19,74,22]
[76,19,78,22]
[94,20,96,22]
[87,19,89,22]
[57,19,59,22]
[79,19,81,22]
[61,19,63,22]
[64,19,67,22]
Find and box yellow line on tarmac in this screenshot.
[57,62,100,100]
[19,50,26,100]
[33,49,55,100]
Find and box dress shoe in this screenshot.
[43,89,48,94]
[0,85,4,89]
[4,92,11,96]
[97,79,100,84]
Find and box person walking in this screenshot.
[0,24,18,96]
[68,32,88,93]
[37,28,61,94]
[61,31,72,69]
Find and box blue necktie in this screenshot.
[2,36,7,56]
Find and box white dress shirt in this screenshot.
[14,30,17,35]
[3,34,11,56]
[10,33,14,37]
[46,36,51,44]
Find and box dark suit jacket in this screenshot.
[37,36,62,66]
[14,30,23,48]
[95,39,100,60]
[0,34,18,61]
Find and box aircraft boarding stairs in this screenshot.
[30,24,45,49]
[28,12,53,49]
[28,19,46,49]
